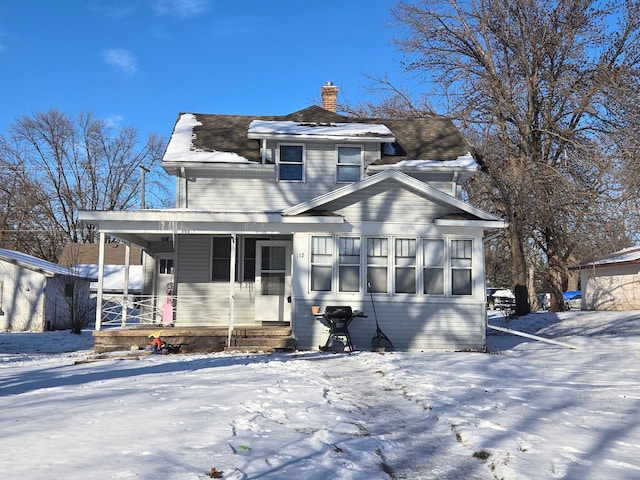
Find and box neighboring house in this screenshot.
[79,82,505,351]
[59,243,144,294]
[0,249,92,331]
[572,246,640,311]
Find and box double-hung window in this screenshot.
[366,237,388,293]
[338,237,360,292]
[423,239,444,294]
[336,146,362,183]
[451,239,473,295]
[211,237,231,281]
[310,236,333,291]
[395,238,416,293]
[278,145,304,181]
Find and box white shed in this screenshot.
[573,246,640,311]
[0,249,93,331]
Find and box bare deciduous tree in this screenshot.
[0,110,167,261]
[392,0,640,312]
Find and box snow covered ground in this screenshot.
[1,310,640,480]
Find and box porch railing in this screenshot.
[97,293,233,328]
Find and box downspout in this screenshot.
[95,232,106,331]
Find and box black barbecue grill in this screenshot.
[318,305,367,352]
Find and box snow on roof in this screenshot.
[0,248,83,277]
[492,289,515,298]
[586,246,640,267]
[247,120,395,140]
[75,264,143,291]
[376,153,478,170]
[164,113,251,163]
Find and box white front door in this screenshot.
[255,241,291,323]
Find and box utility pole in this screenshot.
[140,165,150,209]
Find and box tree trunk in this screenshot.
[546,227,566,312]
[505,221,531,316]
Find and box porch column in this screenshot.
[121,242,131,327]
[95,232,106,331]
[227,234,236,348]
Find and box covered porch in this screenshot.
[79,209,345,351]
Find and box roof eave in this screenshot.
[247,132,395,143]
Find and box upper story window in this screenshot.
[337,146,362,183]
[278,145,304,181]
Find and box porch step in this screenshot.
[93,325,294,354]
[225,329,296,353]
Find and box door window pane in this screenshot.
[261,246,286,271]
[261,272,285,295]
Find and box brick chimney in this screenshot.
[321,81,338,112]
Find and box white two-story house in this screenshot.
[80,82,505,352]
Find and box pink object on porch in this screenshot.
[162,302,173,326]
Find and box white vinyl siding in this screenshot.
[182,143,381,210]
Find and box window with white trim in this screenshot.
[366,237,388,293]
[278,145,304,181]
[395,238,416,293]
[451,239,473,295]
[337,146,362,183]
[422,239,444,294]
[338,237,361,292]
[211,237,231,281]
[308,235,474,297]
[310,236,333,291]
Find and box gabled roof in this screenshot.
[283,170,505,227]
[572,246,640,270]
[162,106,471,169]
[0,249,90,278]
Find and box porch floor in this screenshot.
[92,325,295,354]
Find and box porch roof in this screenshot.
[78,209,345,247]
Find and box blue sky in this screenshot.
[0,0,408,142]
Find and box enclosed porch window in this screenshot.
[309,235,474,297]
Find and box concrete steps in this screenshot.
[93,325,295,354]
